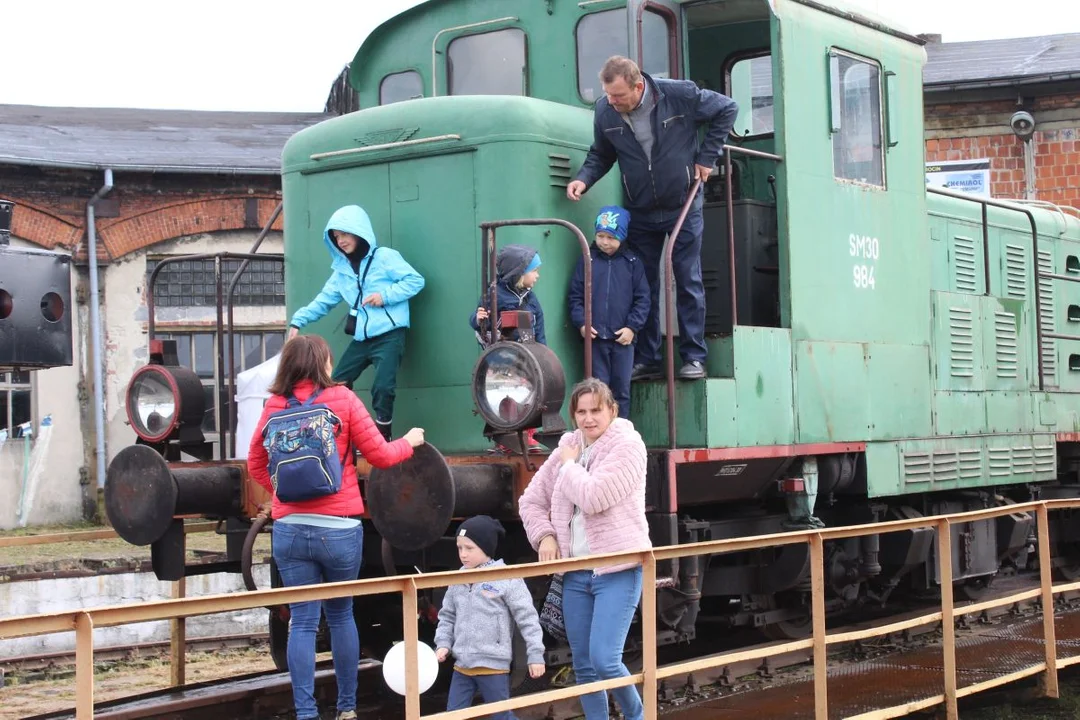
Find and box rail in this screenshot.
[0,519,227,689]
[662,146,783,448]
[226,202,283,457]
[0,521,217,549]
[4,499,1080,719]
[146,251,284,460]
[477,218,593,377]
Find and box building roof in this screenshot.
[924,33,1080,89]
[0,105,329,175]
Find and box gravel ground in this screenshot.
[0,645,280,720]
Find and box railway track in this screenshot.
[0,633,269,680]
[20,573,1076,720]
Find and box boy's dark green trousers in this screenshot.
[332,327,406,426]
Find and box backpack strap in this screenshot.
[349,246,381,316]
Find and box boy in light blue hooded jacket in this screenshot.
[287,205,425,441]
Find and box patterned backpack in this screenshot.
[261,390,344,503]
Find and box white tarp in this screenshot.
[233,353,280,459]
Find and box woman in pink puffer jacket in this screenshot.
[518,378,650,720]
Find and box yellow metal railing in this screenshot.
[3,501,1080,719]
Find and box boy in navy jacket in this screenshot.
[569,206,650,418]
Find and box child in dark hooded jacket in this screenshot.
[469,244,546,346]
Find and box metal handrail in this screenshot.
[661,146,782,448]
[927,187,1046,389]
[477,218,593,377]
[226,203,284,458]
[6,498,1080,719]
[146,251,284,460]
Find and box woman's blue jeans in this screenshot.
[562,566,644,720]
[272,522,363,720]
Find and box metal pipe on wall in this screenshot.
[87,169,114,489]
[1023,138,1038,200]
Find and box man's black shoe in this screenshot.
[630,363,662,381]
[678,361,706,380]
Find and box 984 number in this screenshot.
[853,264,875,289]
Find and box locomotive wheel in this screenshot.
[268,558,290,672]
[509,632,552,696]
[956,575,995,601]
[756,594,812,640]
[761,614,812,641]
[1052,542,1080,581]
[269,609,290,671]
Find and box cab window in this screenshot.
[830,50,884,187]
[576,10,628,103]
[727,54,774,136]
[448,28,527,96]
[641,8,672,80]
[380,71,423,105]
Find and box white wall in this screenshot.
[0,565,271,657]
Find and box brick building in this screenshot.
[0,106,324,527]
[923,32,1080,206]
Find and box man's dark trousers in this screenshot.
[627,207,707,369]
[592,339,635,419]
[331,327,406,423]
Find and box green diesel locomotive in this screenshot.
[106,0,1080,673]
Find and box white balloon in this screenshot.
[382,641,439,696]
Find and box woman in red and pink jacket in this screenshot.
[248,334,424,720]
[518,377,651,720]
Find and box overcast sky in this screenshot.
[4,0,1077,113]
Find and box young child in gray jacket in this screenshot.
[435,515,546,718]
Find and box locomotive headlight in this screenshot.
[126,364,205,444]
[472,340,566,435]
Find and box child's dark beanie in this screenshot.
[458,515,506,559]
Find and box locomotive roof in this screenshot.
[924,32,1080,90]
[283,94,594,173]
[0,104,328,175]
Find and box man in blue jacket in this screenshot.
[567,55,738,381]
[287,204,425,441]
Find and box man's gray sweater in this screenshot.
[434,559,546,670]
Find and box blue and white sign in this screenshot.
[926,159,991,197]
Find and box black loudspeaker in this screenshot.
[0,245,74,368]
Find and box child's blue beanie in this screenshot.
[596,205,630,243]
[524,252,542,274]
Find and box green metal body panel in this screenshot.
[282,97,620,453]
[634,379,737,449]
[633,327,794,448]
[865,433,1057,497]
[276,0,1080,501]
